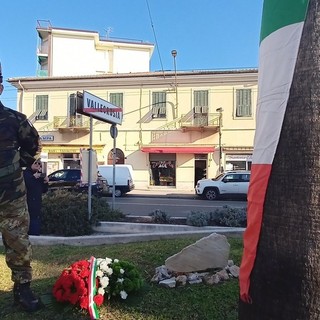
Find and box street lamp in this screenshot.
[216,107,224,173]
[171,50,178,118]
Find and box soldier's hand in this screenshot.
[33,172,41,179]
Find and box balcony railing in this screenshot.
[149,112,220,143]
[37,44,49,55]
[37,70,48,77]
[179,112,220,129]
[53,116,90,131]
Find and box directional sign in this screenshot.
[77,91,123,125]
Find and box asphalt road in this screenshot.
[105,195,247,217]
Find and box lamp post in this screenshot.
[216,107,223,173]
[171,50,178,118]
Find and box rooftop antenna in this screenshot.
[105,27,113,39]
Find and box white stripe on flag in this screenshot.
[253,22,304,164]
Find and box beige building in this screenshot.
[8,24,258,190]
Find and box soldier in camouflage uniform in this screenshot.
[0,63,43,312]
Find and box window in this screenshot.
[150,161,175,186]
[223,174,240,182]
[193,90,208,126]
[68,94,83,127]
[236,89,252,117]
[35,95,48,120]
[194,90,209,113]
[241,174,251,182]
[152,92,166,118]
[110,93,123,108]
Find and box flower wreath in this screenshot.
[53,256,143,319]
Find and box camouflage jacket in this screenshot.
[0,101,40,204]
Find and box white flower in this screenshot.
[120,268,125,274]
[96,270,104,278]
[106,267,113,276]
[99,260,109,272]
[113,259,119,263]
[98,287,105,295]
[104,257,113,265]
[96,258,103,265]
[120,290,128,300]
[100,276,110,288]
[117,278,124,283]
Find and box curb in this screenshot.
[0,222,244,247]
[126,189,197,200]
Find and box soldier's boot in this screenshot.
[13,282,43,312]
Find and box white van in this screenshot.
[98,164,135,197]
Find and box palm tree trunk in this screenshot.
[239,0,320,319]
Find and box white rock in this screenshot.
[165,233,230,272]
[159,277,176,288]
[228,265,240,278]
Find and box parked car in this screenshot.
[47,169,109,196]
[195,170,251,200]
[97,164,135,197]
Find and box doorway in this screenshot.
[107,148,125,164]
[194,157,207,186]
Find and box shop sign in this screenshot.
[40,135,54,141]
[151,161,174,168]
[226,154,252,161]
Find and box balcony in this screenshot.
[146,112,221,144]
[53,116,90,132]
[179,112,220,132]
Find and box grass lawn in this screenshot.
[0,236,243,320]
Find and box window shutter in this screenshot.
[236,89,252,117]
[35,95,48,120]
[110,93,123,108]
[152,92,166,118]
[194,90,209,111]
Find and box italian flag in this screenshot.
[239,0,310,303]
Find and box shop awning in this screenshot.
[140,146,215,154]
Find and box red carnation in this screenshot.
[93,294,104,306]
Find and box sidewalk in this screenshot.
[127,188,197,199]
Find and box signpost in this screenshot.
[110,124,118,209]
[76,91,123,218]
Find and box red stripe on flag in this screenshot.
[239,163,272,302]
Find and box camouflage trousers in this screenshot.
[0,195,32,284]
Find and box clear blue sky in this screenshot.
[0,0,263,109]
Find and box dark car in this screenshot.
[48,169,109,196]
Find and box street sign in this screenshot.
[76,91,123,125]
[110,124,118,138]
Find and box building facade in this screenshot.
[36,20,154,77]
[8,24,258,190]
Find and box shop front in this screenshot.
[40,145,104,174]
[149,154,176,186]
[225,154,252,171]
[141,146,214,188]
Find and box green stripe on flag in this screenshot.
[260,0,309,43]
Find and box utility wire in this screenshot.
[145,0,166,78]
